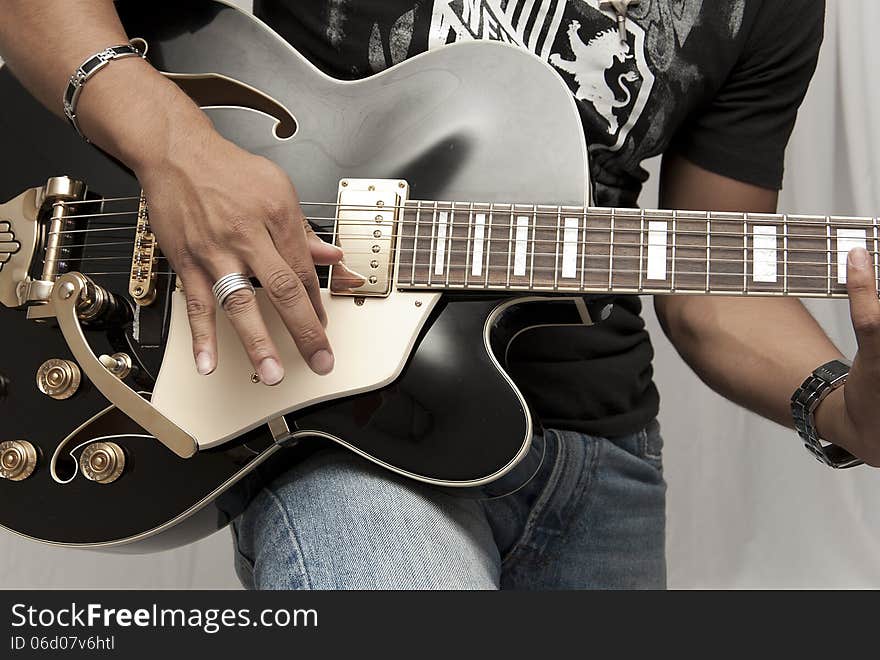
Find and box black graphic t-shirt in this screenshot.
[253,0,824,437]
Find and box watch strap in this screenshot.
[791,359,862,469]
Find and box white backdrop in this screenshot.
[2,0,878,589]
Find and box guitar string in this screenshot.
[50,201,880,229]
[56,249,880,270]
[55,196,880,222]
[75,265,861,286]
[52,235,880,264]
[47,221,880,245]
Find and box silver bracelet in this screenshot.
[62,38,148,141]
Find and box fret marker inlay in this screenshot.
[562,217,579,279]
[434,211,448,276]
[514,216,529,277]
[647,221,667,281]
[471,213,486,277]
[837,228,867,284]
[753,225,778,283]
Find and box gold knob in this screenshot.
[36,358,81,400]
[0,440,38,481]
[80,441,125,484]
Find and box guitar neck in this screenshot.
[395,201,880,298]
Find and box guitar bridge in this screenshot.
[128,192,158,306]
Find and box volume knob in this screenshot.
[36,359,81,400]
[0,440,38,481]
[80,442,125,484]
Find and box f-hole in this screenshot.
[162,72,298,140]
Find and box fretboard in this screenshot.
[395,201,880,298]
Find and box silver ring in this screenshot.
[211,272,255,309]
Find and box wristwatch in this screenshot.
[791,359,863,469]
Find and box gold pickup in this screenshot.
[329,179,407,298]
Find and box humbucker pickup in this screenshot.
[329,179,408,297]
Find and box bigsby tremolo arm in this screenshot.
[52,272,198,458]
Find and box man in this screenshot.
[2,0,877,589]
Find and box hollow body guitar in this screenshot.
[0,2,876,551]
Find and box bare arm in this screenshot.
[0,0,342,382]
[655,154,880,465]
[0,1,197,177]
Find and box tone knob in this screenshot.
[0,440,38,481]
[80,442,125,484]
[36,358,81,400]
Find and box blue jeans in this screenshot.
[232,421,666,589]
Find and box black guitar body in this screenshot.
[0,1,591,550]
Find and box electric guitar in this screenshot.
[0,1,876,552]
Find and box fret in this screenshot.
[464,203,474,287]
[513,215,528,278]
[783,215,789,294]
[484,204,493,288]
[411,201,421,286]
[445,201,470,288]
[411,200,435,287]
[529,205,538,289]
[638,208,645,292]
[610,208,643,291]
[584,207,611,290]
[786,214,827,295]
[432,206,449,281]
[708,211,746,292]
[554,207,562,290]
[532,205,559,290]
[669,210,708,292]
[471,205,487,280]
[509,206,535,288]
[579,207,587,292]
[874,218,879,293]
[671,210,678,291]
[705,212,711,293]
[608,208,615,290]
[559,208,581,289]
[427,201,438,286]
[487,204,510,288]
[748,213,784,295]
[834,220,870,288]
[826,217,832,295]
[742,214,748,294]
[505,207,513,288]
[444,203,454,287]
[751,225,779,283]
[644,212,671,289]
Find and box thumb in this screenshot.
[304,221,344,265]
[846,246,880,362]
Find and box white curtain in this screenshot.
[644,0,880,588]
[2,0,878,589]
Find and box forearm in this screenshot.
[656,154,851,450]
[0,0,213,171]
[655,296,848,441]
